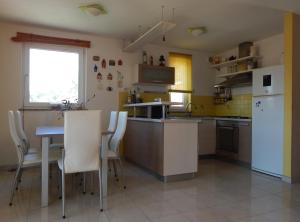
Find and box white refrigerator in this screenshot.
[252,65,284,177]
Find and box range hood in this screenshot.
[123,21,176,52]
[214,72,252,88]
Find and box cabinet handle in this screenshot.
[152,80,164,83]
[239,123,250,126]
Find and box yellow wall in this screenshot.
[119,92,252,118]
[215,94,252,118]
[283,12,293,178]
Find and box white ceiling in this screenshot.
[0,0,296,52]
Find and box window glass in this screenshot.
[24,45,84,106]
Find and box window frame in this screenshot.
[23,43,85,108]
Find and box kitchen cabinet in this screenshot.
[238,122,252,164]
[198,119,216,155]
[124,120,164,175]
[124,119,198,180]
[133,64,175,85]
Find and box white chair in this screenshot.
[57,110,103,219]
[107,111,128,189]
[107,111,118,136]
[8,111,60,206]
[15,110,63,154]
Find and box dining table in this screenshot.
[36,126,108,208]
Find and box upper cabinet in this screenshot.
[133,64,175,85]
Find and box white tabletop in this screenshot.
[36,126,64,136]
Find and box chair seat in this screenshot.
[23,149,61,167]
[107,150,119,159]
[50,143,64,149]
[27,147,40,154]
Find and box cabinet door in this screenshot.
[238,122,252,164]
[198,120,216,155]
[139,64,175,85]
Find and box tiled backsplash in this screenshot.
[214,94,252,117]
[119,92,252,117]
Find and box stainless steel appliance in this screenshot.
[216,120,239,159]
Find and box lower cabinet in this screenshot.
[238,122,252,164]
[198,119,216,155]
[124,120,164,175]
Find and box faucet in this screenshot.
[185,103,197,117]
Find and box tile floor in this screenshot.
[1,159,300,222]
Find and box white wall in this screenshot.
[0,21,213,166]
[215,33,284,95]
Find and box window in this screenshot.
[168,53,192,109]
[24,44,84,107]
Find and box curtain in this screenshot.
[169,53,192,91]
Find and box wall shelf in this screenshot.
[211,56,260,69]
[216,69,253,78]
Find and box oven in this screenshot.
[216,120,239,157]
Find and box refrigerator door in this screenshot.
[252,65,284,97]
[252,95,284,176]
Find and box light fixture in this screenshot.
[79,4,107,16]
[188,27,207,37]
[123,6,176,52]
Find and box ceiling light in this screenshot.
[188,27,207,37]
[79,4,107,16]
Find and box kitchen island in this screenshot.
[124,117,199,182]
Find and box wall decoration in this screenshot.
[109,59,116,66]
[117,71,124,88]
[93,64,98,72]
[96,72,103,90]
[93,56,100,61]
[101,59,106,68]
[150,56,154,65]
[97,72,102,80]
[117,59,123,66]
[106,73,113,92]
[107,73,113,80]
[159,55,166,66]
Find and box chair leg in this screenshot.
[112,160,118,181]
[9,165,22,206]
[49,164,52,179]
[83,173,86,194]
[58,170,62,199]
[16,168,23,190]
[62,169,66,219]
[117,159,126,189]
[90,172,94,195]
[98,168,103,212]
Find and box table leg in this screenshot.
[101,136,108,210]
[41,136,49,207]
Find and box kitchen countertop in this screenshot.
[128,116,252,123]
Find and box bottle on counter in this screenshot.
[131,90,137,103]
[127,90,132,104]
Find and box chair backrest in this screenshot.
[64,110,102,173]
[15,111,29,153]
[107,111,118,132]
[109,111,128,154]
[8,111,23,162]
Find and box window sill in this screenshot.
[19,107,56,111]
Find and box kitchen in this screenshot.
[121,40,283,181]
[1,1,300,221]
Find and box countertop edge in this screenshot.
[128,117,252,123]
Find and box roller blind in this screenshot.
[169,53,192,91]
